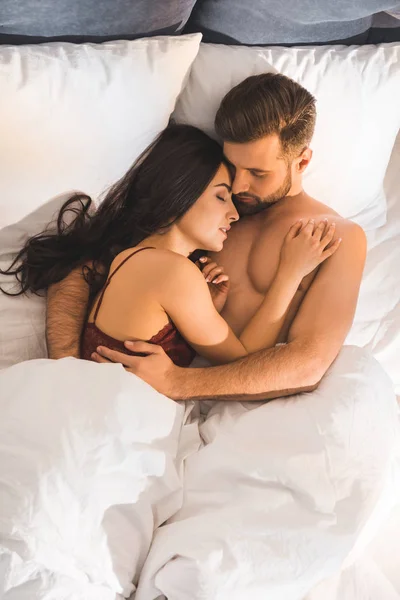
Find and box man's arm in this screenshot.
[286,221,367,372]
[46,266,90,359]
[94,221,366,401]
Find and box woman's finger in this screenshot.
[301,218,315,236]
[198,256,209,264]
[205,267,224,282]
[320,223,336,249]
[195,256,210,270]
[201,262,220,278]
[285,220,303,240]
[312,220,327,241]
[321,237,342,259]
[213,274,229,285]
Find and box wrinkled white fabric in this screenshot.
[136,347,399,600]
[0,358,200,598]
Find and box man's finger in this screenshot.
[91,352,110,364]
[96,345,138,366]
[124,340,162,354]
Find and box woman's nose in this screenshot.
[228,203,240,222]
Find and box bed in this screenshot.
[0,5,399,599]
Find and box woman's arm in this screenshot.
[161,257,248,364]
[162,220,340,365]
[239,220,340,352]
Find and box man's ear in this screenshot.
[296,147,313,173]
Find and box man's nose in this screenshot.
[232,172,250,195]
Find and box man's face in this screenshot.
[223,134,293,216]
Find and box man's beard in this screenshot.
[233,169,292,216]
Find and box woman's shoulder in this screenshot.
[111,246,200,281]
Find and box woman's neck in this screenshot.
[141,229,194,257]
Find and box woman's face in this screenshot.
[177,163,239,252]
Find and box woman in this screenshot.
[1,124,340,367]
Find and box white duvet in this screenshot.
[0,347,398,599]
[0,358,199,599]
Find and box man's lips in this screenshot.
[236,196,256,203]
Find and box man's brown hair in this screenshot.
[215,73,316,158]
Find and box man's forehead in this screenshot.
[223,135,283,170]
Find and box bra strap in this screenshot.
[93,246,155,325]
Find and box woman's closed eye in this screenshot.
[217,195,228,202]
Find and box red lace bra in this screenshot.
[80,247,196,368]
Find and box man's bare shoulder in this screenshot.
[259,193,364,242]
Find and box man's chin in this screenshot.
[235,199,274,216]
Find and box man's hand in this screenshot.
[92,341,181,398]
[93,340,318,402]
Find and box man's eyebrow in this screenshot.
[214,183,232,191]
[222,156,271,174]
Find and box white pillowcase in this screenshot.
[0,195,68,369]
[0,34,201,229]
[173,42,400,229]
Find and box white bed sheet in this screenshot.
[347,131,400,396]
[307,132,400,599]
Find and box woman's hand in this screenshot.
[196,256,230,313]
[279,219,342,280]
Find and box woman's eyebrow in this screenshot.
[214,183,232,191]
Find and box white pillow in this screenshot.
[0,34,201,229]
[0,194,74,369]
[173,42,400,229]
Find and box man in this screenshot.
[47,73,367,401]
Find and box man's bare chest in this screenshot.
[212,218,313,337]
[216,219,282,293]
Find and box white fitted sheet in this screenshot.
[347,131,400,395]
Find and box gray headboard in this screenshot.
[0,0,399,46]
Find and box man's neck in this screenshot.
[286,179,304,197]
